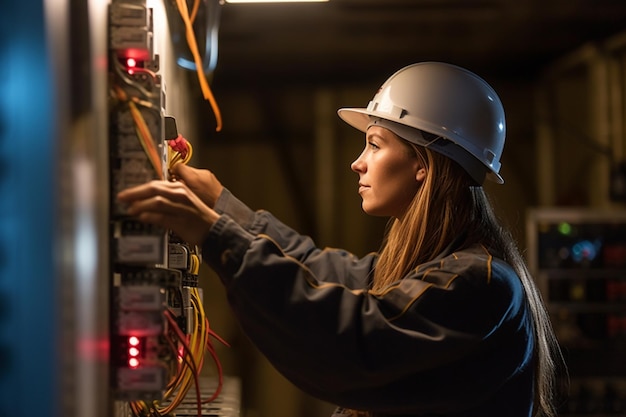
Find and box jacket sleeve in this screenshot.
[212,188,376,289]
[202,213,535,415]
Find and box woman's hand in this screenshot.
[169,164,224,209]
[117,180,220,245]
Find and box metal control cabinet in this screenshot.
[106,2,240,415]
[527,208,626,416]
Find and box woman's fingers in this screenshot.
[125,195,179,217]
[117,180,218,245]
[132,207,213,245]
[169,164,223,208]
[169,163,193,182]
[117,180,163,202]
[120,182,208,219]
[118,180,189,205]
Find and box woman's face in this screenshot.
[350,126,425,218]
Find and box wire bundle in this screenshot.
[168,134,194,169]
[128,286,229,417]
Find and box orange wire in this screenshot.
[114,85,164,179]
[176,0,223,131]
[189,0,200,24]
[128,101,164,179]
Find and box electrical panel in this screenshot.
[107,0,237,415]
[109,0,170,401]
[526,208,626,416]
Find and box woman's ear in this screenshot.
[416,167,426,182]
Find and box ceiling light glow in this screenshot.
[225,0,328,3]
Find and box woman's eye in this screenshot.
[368,141,380,150]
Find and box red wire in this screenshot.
[202,320,226,403]
[163,299,231,409]
[165,310,203,417]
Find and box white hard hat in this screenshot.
[338,62,506,184]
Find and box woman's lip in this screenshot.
[358,185,369,193]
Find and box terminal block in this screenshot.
[109,0,154,61]
[111,267,182,400]
[113,219,167,266]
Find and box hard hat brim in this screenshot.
[337,107,504,184]
[337,108,376,133]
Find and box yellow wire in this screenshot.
[155,288,207,415]
[164,329,197,411]
[191,287,208,367]
[190,254,200,275]
[168,139,194,169]
[126,251,211,416]
[183,141,193,163]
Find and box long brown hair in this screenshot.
[372,141,565,417]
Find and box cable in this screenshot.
[189,0,200,23]
[112,54,159,100]
[191,287,229,403]
[160,310,202,415]
[128,285,228,417]
[175,0,221,75]
[113,84,164,179]
[175,0,223,131]
[189,253,201,275]
[168,134,194,170]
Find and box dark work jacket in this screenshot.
[202,189,536,417]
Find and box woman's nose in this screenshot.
[351,145,369,172]
[351,155,364,173]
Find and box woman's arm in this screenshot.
[205,217,535,414]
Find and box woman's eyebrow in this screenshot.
[366,132,387,142]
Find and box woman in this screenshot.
[117,62,564,417]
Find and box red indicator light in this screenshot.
[126,58,138,75]
[126,336,142,368]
